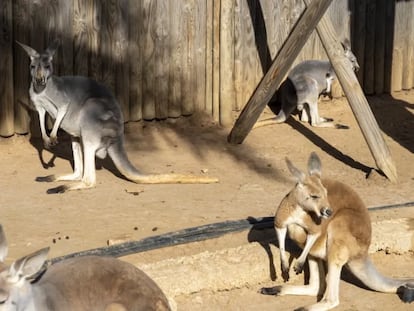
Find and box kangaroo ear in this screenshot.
[45,39,60,58]
[16,41,40,60]
[308,152,322,177]
[0,225,8,262]
[341,38,351,52]
[9,247,50,282]
[285,157,306,183]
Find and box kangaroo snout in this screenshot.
[353,63,360,72]
[35,70,47,85]
[321,207,333,218]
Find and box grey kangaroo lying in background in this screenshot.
[261,152,414,310]
[0,225,172,311]
[18,41,218,193]
[254,40,359,129]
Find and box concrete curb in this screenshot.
[129,218,414,298]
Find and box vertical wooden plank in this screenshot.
[113,0,130,120]
[233,0,244,111]
[374,0,385,94]
[402,1,414,90]
[194,0,207,113]
[363,0,375,95]
[241,0,259,112]
[152,0,169,120]
[204,0,213,116]
[212,0,220,122]
[410,2,414,90]
[219,0,235,126]
[167,0,183,118]
[89,0,103,82]
[391,1,404,92]
[12,0,30,134]
[129,0,142,121]
[383,0,394,93]
[100,0,116,101]
[181,1,196,116]
[141,0,155,120]
[0,0,14,137]
[73,0,90,76]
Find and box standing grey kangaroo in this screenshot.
[18,40,218,193]
[254,40,359,129]
[0,225,172,311]
[261,152,414,310]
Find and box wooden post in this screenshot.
[129,0,143,121]
[0,0,14,137]
[304,0,398,182]
[12,0,30,135]
[227,0,333,144]
[219,0,235,126]
[212,0,221,122]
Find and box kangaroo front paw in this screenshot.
[294,261,305,274]
[49,135,58,146]
[281,262,290,282]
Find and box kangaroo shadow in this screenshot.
[246,216,305,283]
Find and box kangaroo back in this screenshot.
[0,225,172,311]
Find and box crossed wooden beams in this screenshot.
[228,0,397,183]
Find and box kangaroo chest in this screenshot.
[29,85,60,118]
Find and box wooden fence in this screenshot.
[0,0,413,137]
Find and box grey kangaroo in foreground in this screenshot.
[18,41,218,193]
[0,225,172,311]
[261,152,414,310]
[254,40,359,129]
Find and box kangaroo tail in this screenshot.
[107,139,218,184]
[347,257,414,302]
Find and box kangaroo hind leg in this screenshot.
[36,138,83,184]
[47,138,99,193]
[261,258,324,298]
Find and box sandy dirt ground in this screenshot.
[0,91,413,310]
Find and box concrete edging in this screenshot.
[131,218,414,298]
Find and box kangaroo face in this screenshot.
[17,40,59,93]
[345,49,359,72]
[286,152,333,219]
[295,175,332,219]
[30,54,54,87]
[342,39,360,72]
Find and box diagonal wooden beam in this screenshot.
[303,0,397,182]
[227,0,333,144]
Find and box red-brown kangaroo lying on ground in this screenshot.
[17,40,218,193]
[261,152,414,310]
[0,224,172,310]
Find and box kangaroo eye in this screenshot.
[310,195,320,200]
